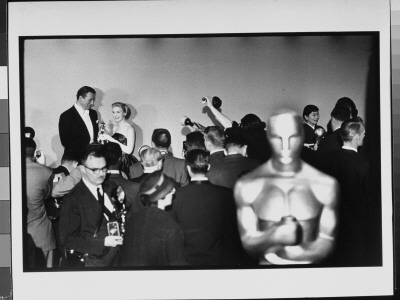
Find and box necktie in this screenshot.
[97,187,104,207]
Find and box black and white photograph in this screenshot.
[8,1,393,299]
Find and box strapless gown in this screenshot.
[112,133,138,177]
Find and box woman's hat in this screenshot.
[139,170,176,204]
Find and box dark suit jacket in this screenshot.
[163,153,189,186]
[120,206,186,267]
[59,106,99,158]
[171,180,244,266]
[209,150,225,168]
[106,172,140,212]
[315,129,343,173]
[327,148,370,266]
[207,154,260,189]
[317,129,342,153]
[59,179,119,267]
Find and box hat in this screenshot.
[139,170,176,204]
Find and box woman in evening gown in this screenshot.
[105,102,137,177]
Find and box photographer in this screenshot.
[202,96,271,162]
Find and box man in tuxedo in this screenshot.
[207,130,260,189]
[59,143,123,267]
[171,149,246,266]
[152,128,189,186]
[59,86,99,159]
[327,117,370,266]
[203,126,226,168]
[234,110,339,265]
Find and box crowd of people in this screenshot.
[24,85,379,269]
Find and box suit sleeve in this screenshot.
[59,111,72,148]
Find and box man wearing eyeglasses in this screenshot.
[59,143,123,267]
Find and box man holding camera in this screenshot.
[59,143,123,267]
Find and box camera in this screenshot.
[202,96,222,109]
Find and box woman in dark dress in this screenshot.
[101,102,137,177]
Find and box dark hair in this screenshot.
[76,86,96,100]
[204,126,225,148]
[103,142,122,166]
[25,137,36,158]
[80,143,105,164]
[225,129,248,148]
[335,97,358,117]
[61,151,79,164]
[240,114,261,128]
[152,128,171,149]
[112,102,132,120]
[340,117,365,142]
[331,106,351,122]
[185,131,206,152]
[24,127,35,139]
[302,104,319,120]
[185,149,210,174]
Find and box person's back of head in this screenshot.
[340,117,365,143]
[335,97,358,118]
[185,131,206,152]
[141,147,163,169]
[204,126,225,150]
[103,142,122,169]
[25,137,36,158]
[331,106,351,129]
[151,128,171,150]
[185,149,210,175]
[224,130,248,156]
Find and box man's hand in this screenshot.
[104,236,123,247]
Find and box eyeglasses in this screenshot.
[83,165,108,175]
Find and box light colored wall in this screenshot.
[24,35,372,167]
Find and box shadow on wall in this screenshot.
[50,134,64,168]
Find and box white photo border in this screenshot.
[8,1,393,299]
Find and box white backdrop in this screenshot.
[23,35,371,166]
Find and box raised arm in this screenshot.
[51,166,83,198]
[202,96,233,129]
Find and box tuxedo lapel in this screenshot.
[71,106,90,141]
